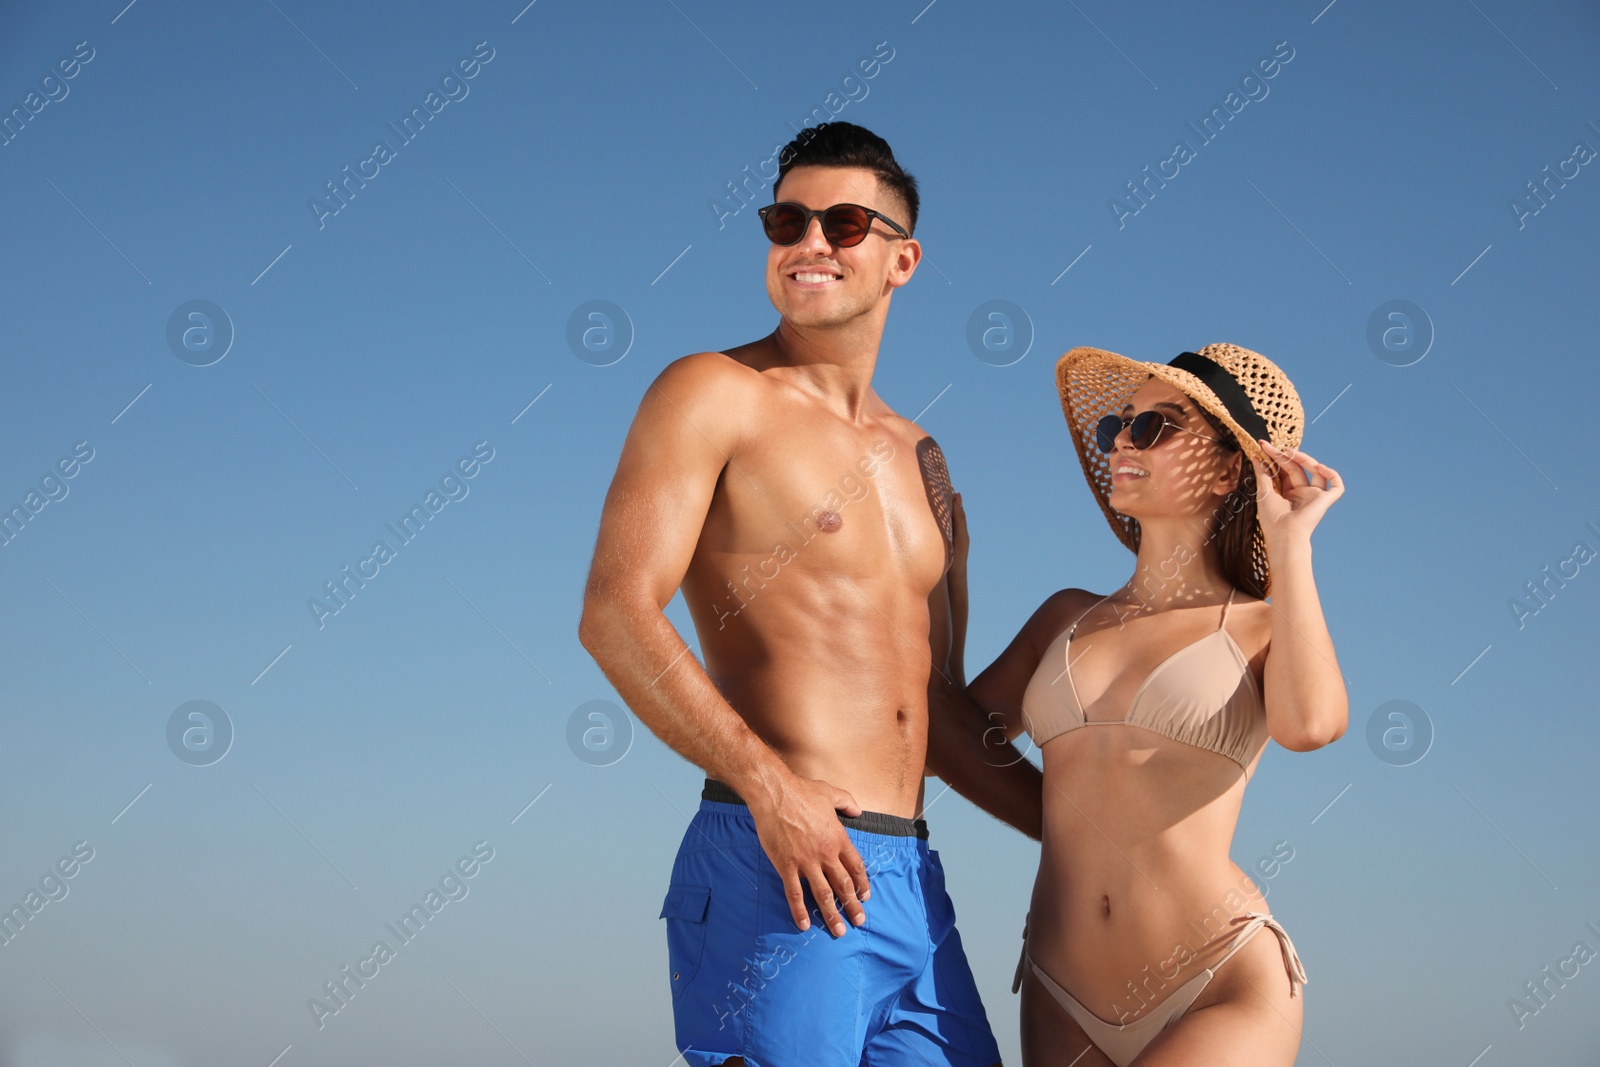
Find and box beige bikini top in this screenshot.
[1020,587,1268,777]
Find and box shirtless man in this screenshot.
[578,122,1041,1066]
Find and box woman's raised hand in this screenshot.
[1252,439,1344,546]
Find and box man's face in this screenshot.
[764,165,918,329]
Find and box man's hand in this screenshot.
[747,775,872,937]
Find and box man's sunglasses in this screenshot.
[757,201,910,248]
[1095,410,1225,453]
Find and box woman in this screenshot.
[952,343,1346,1065]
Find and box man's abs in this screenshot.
[689,585,933,817]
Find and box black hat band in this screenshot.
[1167,351,1271,445]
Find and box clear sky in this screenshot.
[2,0,1598,1064]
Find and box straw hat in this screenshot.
[1054,342,1305,591]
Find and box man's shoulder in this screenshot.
[655,349,759,391]
[645,351,764,422]
[874,406,950,469]
[883,403,934,442]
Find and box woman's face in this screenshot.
[1104,378,1242,523]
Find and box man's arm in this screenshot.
[577,352,871,937]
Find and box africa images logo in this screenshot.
[308,42,496,230]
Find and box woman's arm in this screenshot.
[948,492,969,686]
[1253,440,1349,750]
[927,585,1081,841]
[935,491,1067,743]
[964,589,1078,745]
[924,495,1089,839]
[1261,540,1347,749]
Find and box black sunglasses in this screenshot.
[1095,410,1225,453]
[757,201,910,248]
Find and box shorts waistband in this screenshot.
[702,778,930,840]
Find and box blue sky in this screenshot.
[2,0,1598,1064]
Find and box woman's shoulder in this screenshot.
[974,588,1105,692]
[1226,588,1275,658]
[1021,588,1106,650]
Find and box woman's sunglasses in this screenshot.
[1095,410,1225,453]
[757,202,910,248]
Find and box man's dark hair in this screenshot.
[775,122,920,236]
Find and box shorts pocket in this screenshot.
[922,848,956,944]
[659,883,712,999]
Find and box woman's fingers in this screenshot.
[1258,440,1347,503]
[1256,441,1293,483]
[1312,462,1346,503]
[951,491,970,556]
[1259,440,1337,490]
[1254,451,1296,495]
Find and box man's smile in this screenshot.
[787,265,844,288]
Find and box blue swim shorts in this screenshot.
[658,778,1003,1067]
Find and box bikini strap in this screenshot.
[1211,912,1309,997]
[1219,586,1236,628]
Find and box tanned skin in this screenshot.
[954,378,1346,1065]
[578,163,1041,986]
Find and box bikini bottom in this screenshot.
[1011,911,1308,1067]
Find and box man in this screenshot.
[578,122,1040,1067]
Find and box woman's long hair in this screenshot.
[1195,404,1268,600]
